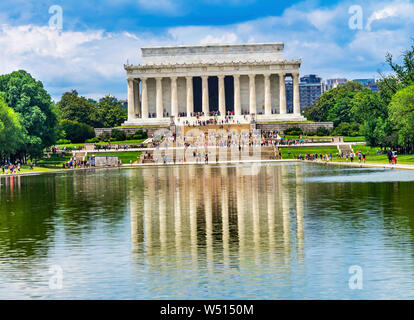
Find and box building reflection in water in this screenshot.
[129,163,305,292]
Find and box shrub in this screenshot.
[59,120,95,143]
[100,132,111,142]
[316,126,331,136]
[284,127,303,135]
[111,129,126,141]
[332,122,360,137]
[133,130,148,139]
[304,131,316,136]
[85,137,100,143]
[56,138,71,144]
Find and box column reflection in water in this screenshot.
[130,164,306,297]
[251,171,261,265]
[295,164,305,263]
[203,166,213,274]
[236,167,246,270]
[130,170,144,258]
[143,168,155,257]
[266,166,276,262]
[189,166,198,271]
[174,167,183,265]
[221,167,230,268]
[281,164,291,263]
[159,167,168,270]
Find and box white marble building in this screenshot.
[124,43,306,125]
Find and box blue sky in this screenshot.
[0,0,413,100]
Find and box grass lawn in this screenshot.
[0,166,62,175]
[347,145,414,165]
[279,146,339,159]
[37,154,71,168]
[116,125,165,128]
[343,136,365,142]
[57,139,146,149]
[284,135,332,140]
[282,135,365,142]
[261,120,315,124]
[88,151,142,164]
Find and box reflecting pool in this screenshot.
[1,163,414,299]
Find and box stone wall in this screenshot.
[94,156,119,167]
[141,43,285,65]
[96,122,333,138]
[95,126,169,137]
[257,122,334,133]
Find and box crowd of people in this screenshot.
[1,160,35,174]
[180,113,249,126]
[62,157,90,169]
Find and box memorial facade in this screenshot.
[124,42,306,125]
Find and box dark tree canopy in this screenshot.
[0,70,58,158]
[0,97,24,158]
[304,81,364,124]
[57,92,127,128]
[57,90,98,127]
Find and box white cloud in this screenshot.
[366,0,414,31]
[200,33,239,44]
[307,8,340,31]
[0,0,413,101]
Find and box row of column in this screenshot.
[127,73,301,120]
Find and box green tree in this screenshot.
[386,43,414,88]
[57,90,97,127]
[0,97,24,159]
[59,119,96,143]
[0,70,58,158]
[389,84,414,152]
[94,95,127,128]
[304,81,364,125]
[349,89,390,146]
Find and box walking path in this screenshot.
[305,160,414,171]
[3,158,414,179]
[73,142,361,154]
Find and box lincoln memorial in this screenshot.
[123,42,306,126]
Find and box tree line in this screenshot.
[0,70,127,162]
[304,43,414,153]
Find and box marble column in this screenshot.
[133,79,140,118]
[141,78,148,119]
[127,78,135,121]
[233,74,241,116]
[249,74,256,115]
[279,73,286,115]
[202,76,209,116]
[264,73,271,115]
[171,76,178,117]
[186,76,193,117]
[293,72,300,115]
[156,77,163,118]
[218,75,226,116]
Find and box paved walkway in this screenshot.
[72,142,360,154]
[305,160,414,171]
[2,159,414,179]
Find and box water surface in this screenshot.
[1,163,414,299]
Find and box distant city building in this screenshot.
[353,78,378,92]
[120,99,128,112]
[323,78,348,92]
[286,74,323,111]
